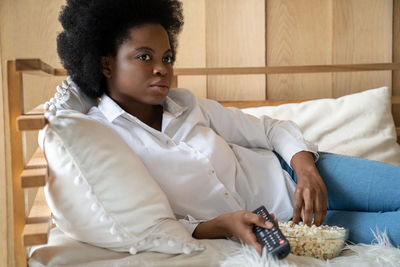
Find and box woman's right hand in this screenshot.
[192,210,277,254]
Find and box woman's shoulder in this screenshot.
[168,88,195,99]
[168,88,221,109]
[86,106,109,125]
[167,88,198,107]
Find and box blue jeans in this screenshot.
[275,152,400,246]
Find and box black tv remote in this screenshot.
[252,206,290,259]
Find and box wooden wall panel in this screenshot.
[332,0,393,97]
[393,0,400,127]
[266,0,333,100]
[0,27,7,267]
[333,71,392,97]
[175,0,207,98]
[206,0,265,101]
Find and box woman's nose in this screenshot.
[153,62,168,77]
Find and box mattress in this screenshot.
[29,227,400,267]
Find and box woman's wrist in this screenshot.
[192,214,231,239]
[290,151,318,175]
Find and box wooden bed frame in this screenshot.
[6,58,400,267]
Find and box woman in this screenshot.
[57,0,400,254]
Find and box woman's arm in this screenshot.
[198,98,318,165]
[192,210,277,254]
[290,151,327,226]
[197,97,325,225]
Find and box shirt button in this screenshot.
[208,169,215,175]
[224,192,230,199]
[166,140,171,145]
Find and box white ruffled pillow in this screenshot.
[39,84,203,255]
[242,86,400,166]
[44,76,98,115]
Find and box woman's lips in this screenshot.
[150,84,170,94]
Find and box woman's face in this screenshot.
[103,23,174,106]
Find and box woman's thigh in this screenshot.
[324,210,400,246]
[316,152,400,212]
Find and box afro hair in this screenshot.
[57,0,184,98]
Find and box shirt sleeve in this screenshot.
[178,215,206,235]
[198,98,318,166]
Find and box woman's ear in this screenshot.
[101,56,113,79]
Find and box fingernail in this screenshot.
[265,221,273,228]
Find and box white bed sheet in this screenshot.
[29,227,400,267]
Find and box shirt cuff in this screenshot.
[178,215,206,236]
[278,139,319,167]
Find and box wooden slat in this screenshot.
[21,168,47,188]
[14,58,67,76]
[12,58,400,76]
[24,188,51,225]
[7,60,27,267]
[17,114,47,131]
[54,68,68,76]
[220,99,308,108]
[22,188,51,246]
[25,148,46,170]
[174,63,400,76]
[221,97,400,109]
[23,223,51,247]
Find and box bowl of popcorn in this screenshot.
[278,221,348,260]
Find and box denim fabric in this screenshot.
[276,151,400,246]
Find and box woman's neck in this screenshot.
[111,97,164,131]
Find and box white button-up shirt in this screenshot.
[87,89,318,234]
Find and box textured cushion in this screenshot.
[242,87,400,166]
[44,76,98,114]
[39,109,203,255]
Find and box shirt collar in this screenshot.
[98,94,125,122]
[162,95,188,117]
[98,93,187,123]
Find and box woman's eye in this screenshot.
[163,55,173,64]
[137,54,151,61]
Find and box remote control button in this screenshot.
[252,206,290,259]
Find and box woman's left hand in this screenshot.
[290,151,327,226]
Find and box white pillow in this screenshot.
[39,109,203,255]
[44,76,98,114]
[242,87,400,166]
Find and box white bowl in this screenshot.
[279,222,348,260]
